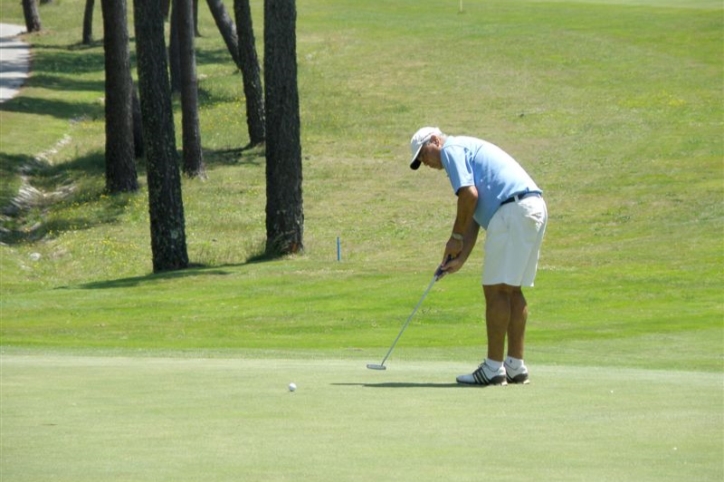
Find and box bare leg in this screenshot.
[456,284,516,386]
[483,284,514,362]
[507,288,527,360]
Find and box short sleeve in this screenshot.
[441,144,474,195]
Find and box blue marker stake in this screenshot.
[337,237,341,261]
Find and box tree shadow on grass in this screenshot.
[28,41,106,75]
[69,265,233,290]
[195,47,238,69]
[1,94,104,121]
[66,250,298,290]
[202,143,265,168]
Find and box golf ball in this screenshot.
[288,383,297,392]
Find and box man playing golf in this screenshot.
[409,127,547,386]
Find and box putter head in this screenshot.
[366,363,387,370]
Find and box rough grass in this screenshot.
[1,0,721,371]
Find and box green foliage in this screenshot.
[0,0,722,373]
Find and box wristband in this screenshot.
[451,233,464,241]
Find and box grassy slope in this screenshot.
[0,0,722,373]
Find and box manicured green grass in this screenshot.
[0,0,722,479]
[1,352,722,482]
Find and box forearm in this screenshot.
[452,186,478,237]
[458,218,480,263]
[444,186,479,261]
[440,214,479,277]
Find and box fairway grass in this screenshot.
[1,352,721,482]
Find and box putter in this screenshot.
[367,261,447,371]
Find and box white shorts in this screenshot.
[483,195,547,287]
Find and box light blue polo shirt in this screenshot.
[440,136,541,229]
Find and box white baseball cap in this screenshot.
[409,127,441,170]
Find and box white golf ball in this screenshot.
[288,383,297,392]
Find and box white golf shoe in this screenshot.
[504,362,530,385]
[456,362,507,386]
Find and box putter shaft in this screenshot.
[367,273,438,369]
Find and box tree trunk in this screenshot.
[82,0,95,44]
[176,0,205,178]
[133,0,189,272]
[206,0,241,69]
[235,0,265,147]
[132,85,144,159]
[161,0,171,19]
[101,0,138,194]
[193,0,200,37]
[169,2,181,93]
[264,0,303,256]
[22,0,42,33]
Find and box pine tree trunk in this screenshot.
[169,3,181,93]
[22,0,42,32]
[264,0,303,255]
[177,0,205,178]
[235,0,265,147]
[161,0,171,18]
[133,0,189,272]
[193,0,200,37]
[82,0,95,44]
[132,86,144,159]
[101,0,138,193]
[206,0,241,69]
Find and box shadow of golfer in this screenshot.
[332,382,463,389]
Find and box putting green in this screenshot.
[1,353,721,481]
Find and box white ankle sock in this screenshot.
[505,356,524,370]
[484,358,503,371]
